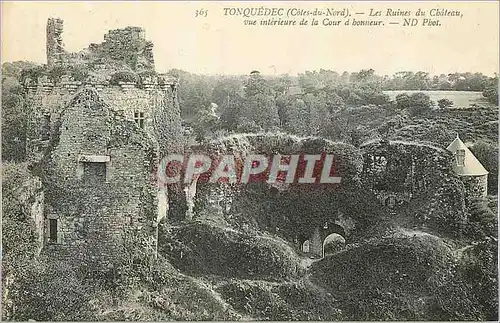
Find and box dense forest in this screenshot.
[2,63,499,188]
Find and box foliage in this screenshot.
[235,120,263,133]
[470,140,498,193]
[136,261,241,321]
[70,65,89,81]
[309,232,497,321]
[6,260,102,321]
[2,77,27,161]
[383,71,490,92]
[456,238,498,320]
[47,65,69,83]
[2,61,39,79]
[284,98,310,135]
[109,70,140,84]
[437,98,454,109]
[244,71,271,97]
[463,197,498,239]
[482,75,498,105]
[159,221,304,281]
[19,65,46,84]
[389,122,457,148]
[239,93,280,131]
[216,280,344,320]
[408,92,433,115]
[1,163,40,277]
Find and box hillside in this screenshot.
[3,158,497,321]
[2,62,498,321]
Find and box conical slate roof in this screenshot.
[446,136,488,176]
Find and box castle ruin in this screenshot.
[26,18,183,265]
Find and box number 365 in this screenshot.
[195,9,208,18]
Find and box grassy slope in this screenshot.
[150,219,496,321]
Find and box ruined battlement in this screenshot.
[25,73,178,96]
[103,26,146,42]
[46,18,155,71]
[46,18,65,67]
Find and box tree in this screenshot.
[270,74,293,96]
[212,76,245,131]
[2,77,27,161]
[437,98,454,109]
[395,93,411,109]
[482,76,498,105]
[284,98,310,135]
[304,93,330,137]
[470,140,498,194]
[239,73,280,131]
[2,61,38,79]
[239,93,280,131]
[244,71,270,97]
[409,92,433,115]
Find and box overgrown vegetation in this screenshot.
[2,62,498,321]
[310,231,498,321]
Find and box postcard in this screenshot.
[1,1,498,321]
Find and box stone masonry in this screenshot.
[26,18,183,265]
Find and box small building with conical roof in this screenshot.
[446,135,489,198]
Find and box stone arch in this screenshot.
[308,222,347,259]
[321,222,346,239]
[322,233,346,257]
[320,223,346,258]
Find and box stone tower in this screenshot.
[46,18,65,67]
[24,18,185,265]
[446,135,489,198]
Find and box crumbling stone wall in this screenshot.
[24,77,178,163]
[22,18,184,266]
[45,18,155,71]
[36,88,159,264]
[190,133,380,244]
[98,27,155,71]
[46,18,65,67]
[360,139,467,236]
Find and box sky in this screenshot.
[2,1,499,76]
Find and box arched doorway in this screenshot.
[306,223,347,258]
[322,233,346,257]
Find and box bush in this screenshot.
[6,260,101,321]
[19,66,45,84]
[470,140,498,194]
[464,197,497,239]
[109,71,139,85]
[2,78,27,161]
[457,239,498,320]
[437,98,453,109]
[395,93,411,109]
[47,65,68,83]
[235,120,264,133]
[159,221,304,281]
[138,271,241,321]
[409,92,433,115]
[309,233,490,320]
[70,65,89,81]
[482,76,498,105]
[395,92,433,115]
[216,280,344,320]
